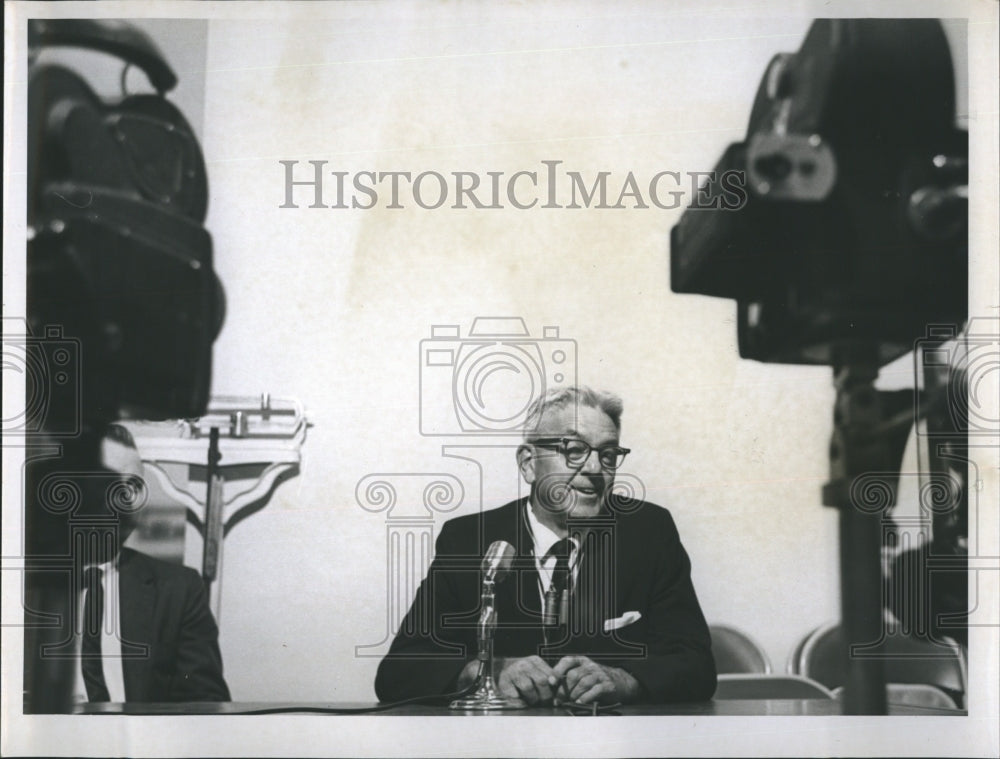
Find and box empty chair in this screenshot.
[830,683,963,710]
[715,674,834,700]
[789,622,967,709]
[883,683,964,710]
[709,624,772,674]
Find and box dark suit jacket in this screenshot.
[375,498,716,703]
[117,547,230,702]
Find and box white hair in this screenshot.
[522,386,623,440]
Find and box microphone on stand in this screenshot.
[449,540,526,711]
[481,540,515,584]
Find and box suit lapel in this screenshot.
[491,500,545,653]
[118,548,156,701]
[513,499,542,619]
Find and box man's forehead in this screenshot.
[101,437,144,477]
[536,404,618,438]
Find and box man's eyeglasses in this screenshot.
[529,437,631,470]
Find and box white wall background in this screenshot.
[199,7,851,701]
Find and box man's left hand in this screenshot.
[552,656,642,704]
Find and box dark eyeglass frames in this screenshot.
[529,437,630,470]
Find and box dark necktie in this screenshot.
[542,538,574,629]
[547,538,574,595]
[81,566,110,702]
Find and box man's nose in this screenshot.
[578,448,603,474]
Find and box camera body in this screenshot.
[26,20,223,426]
[419,318,577,436]
[670,19,968,366]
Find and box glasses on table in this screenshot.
[529,437,631,470]
[561,699,622,716]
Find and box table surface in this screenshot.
[75,699,965,716]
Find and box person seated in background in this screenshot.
[375,386,716,706]
[70,424,230,704]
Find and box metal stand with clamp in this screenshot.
[126,394,309,620]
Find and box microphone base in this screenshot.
[449,674,526,711]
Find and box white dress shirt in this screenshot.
[525,501,580,605]
[72,558,127,704]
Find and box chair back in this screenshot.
[790,622,967,707]
[830,683,960,710]
[709,624,772,674]
[715,674,834,700]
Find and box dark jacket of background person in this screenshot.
[116,547,230,702]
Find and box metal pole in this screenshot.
[823,352,889,714]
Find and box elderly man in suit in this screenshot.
[375,386,715,706]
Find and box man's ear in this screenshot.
[516,444,536,484]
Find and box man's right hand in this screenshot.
[495,656,560,704]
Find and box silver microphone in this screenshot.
[481,540,515,583]
[450,538,525,710]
